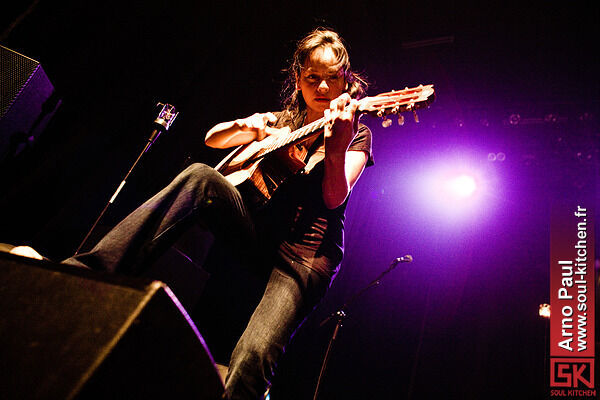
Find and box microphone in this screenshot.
[386,255,413,272]
[395,255,413,263]
[146,103,179,149]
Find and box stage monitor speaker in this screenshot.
[0,45,61,162]
[0,252,224,399]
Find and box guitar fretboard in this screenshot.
[254,117,327,160]
[247,85,434,162]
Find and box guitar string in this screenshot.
[252,88,433,159]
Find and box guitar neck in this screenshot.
[252,85,435,160]
[254,116,328,160]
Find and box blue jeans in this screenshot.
[65,163,331,399]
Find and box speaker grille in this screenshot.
[0,45,40,118]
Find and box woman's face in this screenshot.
[297,46,347,121]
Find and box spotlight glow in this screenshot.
[444,174,477,199]
[410,157,494,222]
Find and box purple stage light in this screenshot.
[443,174,477,199]
[410,157,493,222]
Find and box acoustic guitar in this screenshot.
[215,84,435,205]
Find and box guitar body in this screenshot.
[216,140,310,203]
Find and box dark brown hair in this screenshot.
[281,28,368,112]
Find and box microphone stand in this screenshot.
[312,255,413,400]
[74,103,178,256]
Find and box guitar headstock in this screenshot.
[358,84,435,127]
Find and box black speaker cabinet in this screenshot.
[0,252,224,399]
[0,45,60,162]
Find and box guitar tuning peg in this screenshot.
[398,115,405,126]
[377,109,385,118]
[381,117,392,128]
[413,110,419,123]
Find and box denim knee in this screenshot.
[181,163,218,181]
[180,163,222,190]
[173,163,238,206]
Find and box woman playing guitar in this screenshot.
[65,28,373,399]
